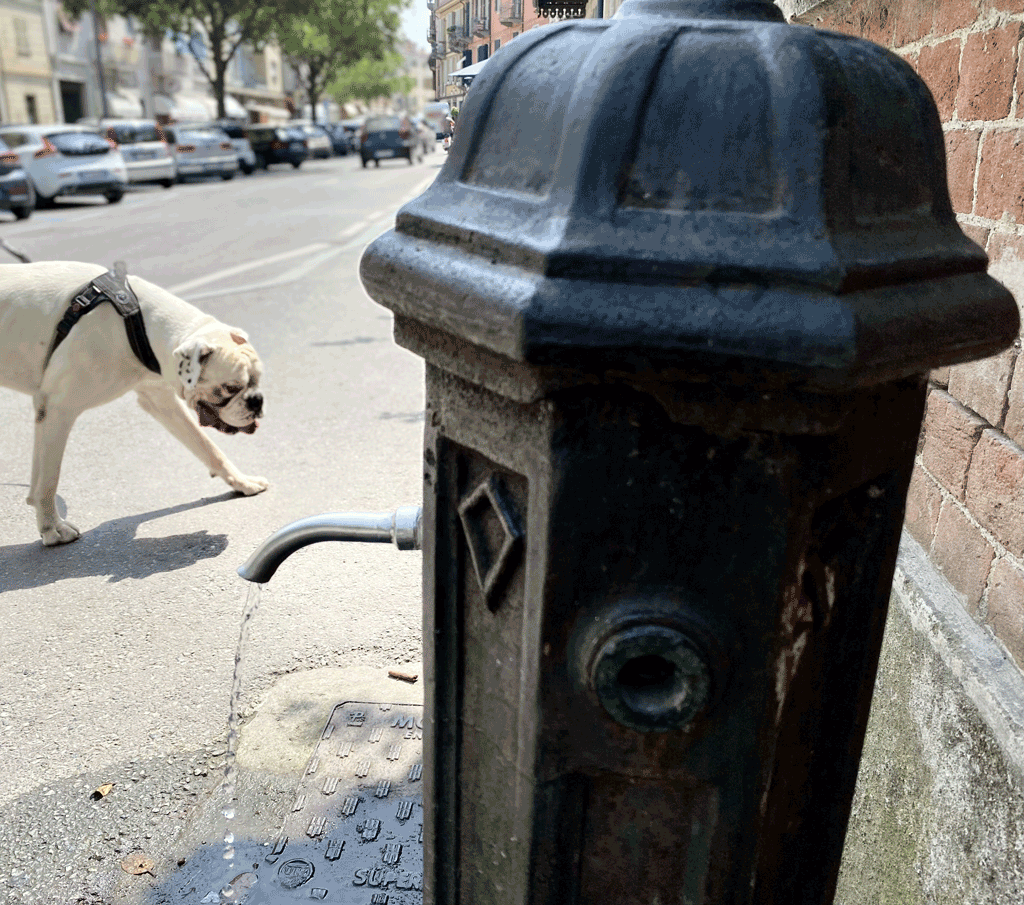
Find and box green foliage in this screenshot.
[276,0,407,121]
[328,51,413,107]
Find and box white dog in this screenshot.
[0,261,268,546]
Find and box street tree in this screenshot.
[276,0,407,124]
[329,52,415,111]
[64,0,309,119]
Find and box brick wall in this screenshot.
[789,0,1024,670]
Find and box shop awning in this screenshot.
[448,59,489,85]
[105,91,143,118]
[154,93,212,122]
[245,102,290,123]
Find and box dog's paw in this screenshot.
[41,519,81,546]
[230,474,269,496]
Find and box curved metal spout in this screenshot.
[237,506,422,583]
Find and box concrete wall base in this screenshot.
[836,531,1024,903]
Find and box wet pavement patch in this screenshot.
[160,702,424,903]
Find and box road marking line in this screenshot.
[167,243,330,294]
[183,246,344,301]
[336,222,366,239]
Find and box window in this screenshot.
[494,39,500,51]
[14,18,30,56]
[25,96,38,124]
[478,45,488,62]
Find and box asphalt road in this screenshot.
[0,149,442,903]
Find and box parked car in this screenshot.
[162,124,239,182]
[411,117,435,155]
[359,115,420,168]
[0,137,35,219]
[245,125,308,170]
[291,122,333,159]
[339,118,364,153]
[211,120,257,174]
[326,123,350,156]
[422,101,451,140]
[0,124,128,206]
[79,117,176,188]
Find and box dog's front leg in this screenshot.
[27,395,82,546]
[135,384,269,496]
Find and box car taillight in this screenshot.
[177,144,196,153]
[270,140,285,150]
[34,138,57,159]
[220,141,232,151]
[106,137,119,150]
[0,152,19,166]
[399,128,410,139]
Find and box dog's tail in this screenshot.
[0,237,31,263]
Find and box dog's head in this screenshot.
[173,328,263,434]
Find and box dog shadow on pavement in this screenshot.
[0,488,235,589]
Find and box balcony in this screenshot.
[447,25,470,50]
[473,17,490,37]
[499,0,523,26]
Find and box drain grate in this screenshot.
[257,701,424,903]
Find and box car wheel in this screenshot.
[374,159,380,168]
[240,163,255,175]
[11,204,31,220]
[104,190,124,204]
[255,155,267,170]
[361,156,369,168]
[160,179,174,189]
[32,182,54,208]
[221,172,235,181]
[291,160,302,169]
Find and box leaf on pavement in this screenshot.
[121,853,156,876]
[90,782,114,800]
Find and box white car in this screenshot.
[291,122,333,159]
[79,118,176,188]
[162,124,239,182]
[0,124,128,206]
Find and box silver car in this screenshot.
[163,124,239,182]
[80,118,176,188]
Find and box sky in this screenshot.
[401,0,432,52]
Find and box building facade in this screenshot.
[0,0,57,123]
[0,1,290,125]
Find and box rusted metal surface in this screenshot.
[359,1,1020,903]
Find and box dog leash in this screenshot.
[44,261,162,375]
[0,237,30,263]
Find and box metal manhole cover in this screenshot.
[260,701,424,903]
[167,701,424,904]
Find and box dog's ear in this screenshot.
[229,329,249,346]
[173,338,214,392]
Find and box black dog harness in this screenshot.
[44,262,161,375]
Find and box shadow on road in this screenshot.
[0,492,236,589]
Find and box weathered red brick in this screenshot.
[921,387,987,498]
[959,222,991,250]
[932,498,996,612]
[935,0,981,36]
[947,346,1017,427]
[904,464,944,546]
[894,0,935,46]
[918,39,961,120]
[987,0,1024,16]
[1004,344,1024,446]
[956,26,1019,122]
[986,230,1024,264]
[965,428,1024,554]
[945,128,981,216]
[975,129,1024,222]
[985,557,1024,667]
